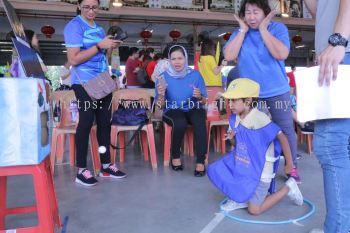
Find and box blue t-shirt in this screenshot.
[64,15,107,85]
[155,70,208,112]
[225,22,290,98]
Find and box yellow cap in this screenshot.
[222,78,260,99]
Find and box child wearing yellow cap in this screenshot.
[208,78,303,215]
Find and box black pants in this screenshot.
[163,109,207,164]
[72,84,112,168]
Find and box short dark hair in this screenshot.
[239,0,271,18]
[77,0,100,15]
[201,39,216,56]
[146,47,154,54]
[129,47,139,56]
[169,45,185,58]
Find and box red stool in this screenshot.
[0,157,62,233]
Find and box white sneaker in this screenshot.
[220,199,248,212]
[309,229,324,233]
[286,177,303,206]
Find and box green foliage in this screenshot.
[46,66,61,90]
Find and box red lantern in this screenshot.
[169,29,181,42]
[140,30,152,43]
[41,25,55,39]
[223,32,231,41]
[292,35,302,45]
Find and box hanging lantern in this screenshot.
[292,34,302,45]
[41,25,55,39]
[140,30,152,43]
[223,32,231,41]
[169,29,181,42]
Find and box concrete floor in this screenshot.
[4,138,326,233]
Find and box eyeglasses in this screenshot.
[81,5,99,12]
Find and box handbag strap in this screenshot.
[110,120,149,150]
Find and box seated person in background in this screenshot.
[208,78,303,215]
[155,45,208,177]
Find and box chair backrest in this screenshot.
[206,86,225,121]
[50,90,78,128]
[111,88,152,113]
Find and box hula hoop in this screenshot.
[220,198,315,225]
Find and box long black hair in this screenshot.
[76,0,100,15]
[239,0,271,18]
[200,39,216,57]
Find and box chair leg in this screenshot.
[33,162,56,233]
[110,126,117,165]
[146,124,158,169]
[187,128,194,157]
[44,159,62,228]
[163,124,172,166]
[50,129,58,174]
[68,134,75,167]
[119,131,125,163]
[207,122,212,155]
[215,127,221,152]
[56,134,65,163]
[307,134,313,155]
[220,126,226,154]
[141,131,149,161]
[0,176,7,229]
[90,126,101,175]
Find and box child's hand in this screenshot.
[224,129,235,140]
[284,162,293,176]
[193,87,201,99]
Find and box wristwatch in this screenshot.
[328,33,348,47]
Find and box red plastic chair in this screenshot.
[50,91,100,175]
[206,87,230,155]
[0,156,62,233]
[110,89,157,169]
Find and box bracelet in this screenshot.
[238,28,247,34]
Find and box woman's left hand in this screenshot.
[259,11,276,32]
[193,87,202,99]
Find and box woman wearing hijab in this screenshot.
[155,45,208,177]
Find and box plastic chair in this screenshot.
[50,91,100,174]
[206,87,229,155]
[297,126,313,155]
[110,89,157,169]
[0,156,62,233]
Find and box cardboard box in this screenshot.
[0,78,51,166]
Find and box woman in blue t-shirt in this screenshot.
[64,0,126,186]
[224,0,300,182]
[155,45,208,177]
